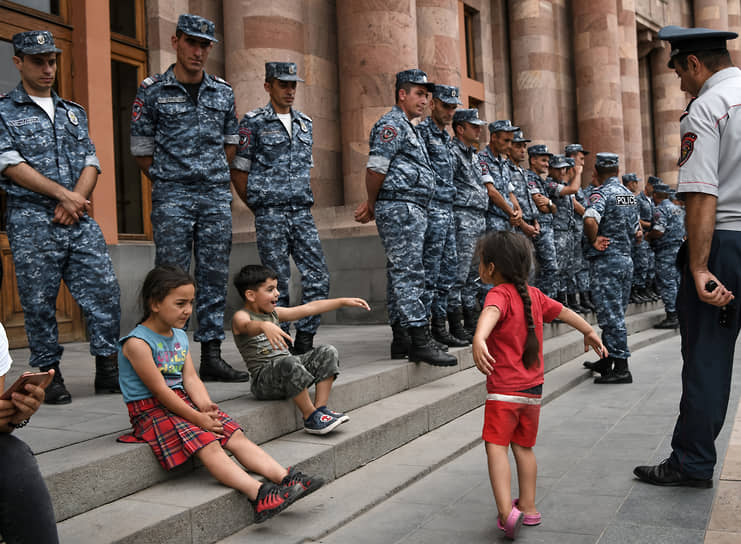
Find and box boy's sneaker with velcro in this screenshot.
[281,467,325,500]
[318,405,349,424]
[304,409,343,435]
[251,482,302,523]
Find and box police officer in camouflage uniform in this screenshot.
[130,14,248,382]
[417,85,467,348]
[642,176,661,301]
[355,69,455,367]
[0,31,121,404]
[231,61,330,355]
[508,130,540,241]
[623,173,651,304]
[526,145,559,298]
[447,108,491,340]
[648,183,686,328]
[478,120,522,233]
[583,153,641,384]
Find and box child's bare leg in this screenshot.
[485,442,513,522]
[224,430,289,485]
[511,443,538,514]
[292,389,317,420]
[196,440,262,500]
[313,376,334,408]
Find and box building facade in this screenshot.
[0,0,735,347]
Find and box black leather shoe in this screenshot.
[583,357,612,375]
[95,354,121,394]
[633,459,712,488]
[654,311,679,329]
[200,340,250,382]
[594,369,633,384]
[42,364,72,405]
[290,331,314,355]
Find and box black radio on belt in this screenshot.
[705,280,734,328]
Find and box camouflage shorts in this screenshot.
[249,344,340,400]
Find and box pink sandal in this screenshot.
[496,505,524,539]
[513,498,541,526]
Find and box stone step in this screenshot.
[55,323,678,544]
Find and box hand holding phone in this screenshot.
[0,372,52,401]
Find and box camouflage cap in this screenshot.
[265,62,304,82]
[564,143,590,156]
[489,119,519,134]
[647,175,662,186]
[453,108,486,126]
[396,69,435,91]
[653,182,672,194]
[622,173,641,183]
[177,14,217,42]
[432,84,463,105]
[12,31,61,55]
[512,130,531,143]
[595,152,620,169]
[549,154,570,169]
[527,144,553,157]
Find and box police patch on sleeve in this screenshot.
[380,125,397,143]
[238,126,251,151]
[132,98,143,122]
[678,132,697,166]
[588,192,602,205]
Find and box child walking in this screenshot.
[118,265,323,524]
[472,232,606,540]
[232,265,370,435]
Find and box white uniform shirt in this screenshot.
[0,323,12,377]
[677,66,741,230]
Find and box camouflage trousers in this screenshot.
[449,207,486,312]
[151,182,231,343]
[589,254,633,359]
[249,344,339,400]
[376,200,428,327]
[486,213,514,233]
[554,229,578,294]
[575,228,590,292]
[6,207,121,368]
[654,246,681,313]
[532,223,558,298]
[422,203,458,320]
[254,206,330,335]
[632,239,651,287]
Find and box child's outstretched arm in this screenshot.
[556,307,608,359]
[232,310,293,351]
[123,339,224,436]
[275,297,370,322]
[472,305,502,376]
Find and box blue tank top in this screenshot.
[118,324,188,402]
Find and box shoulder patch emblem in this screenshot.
[678,132,697,166]
[380,125,397,143]
[132,97,143,122]
[238,126,251,151]
[588,192,602,205]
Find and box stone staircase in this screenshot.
[20,302,675,543]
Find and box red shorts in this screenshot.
[482,392,541,447]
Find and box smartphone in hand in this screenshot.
[0,372,52,401]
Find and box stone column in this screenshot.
[572,0,625,168]
[416,0,461,87]
[651,44,685,187]
[337,0,419,205]
[728,1,741,66]
[508,0,560,149]
[618,0,644,177]
[695,0,728,29]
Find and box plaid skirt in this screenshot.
[118,389,241,470]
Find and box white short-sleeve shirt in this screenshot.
[0,323,12,377]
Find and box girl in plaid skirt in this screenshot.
[118,265,324,523]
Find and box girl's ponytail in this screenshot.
[514,279,540,369]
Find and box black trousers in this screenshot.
[670,231,741,479]
[0,433,58,543]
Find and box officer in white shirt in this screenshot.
[634,25,741,489]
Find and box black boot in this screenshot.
[579,291,595,312]
[583,357,612,375]
[199,340,250,382]
[290,331,314,355]
[427,322,449,352]
[594,357,633,384]
[390,322,410,359]
[567,292,587,313]
[431,316,468,347]
[629,286,642,304]
[448,308,472,343]
[95,354,121,394]
[462,307,479,339]
[407,326,457,367]
[41,363,72,405]
[653,311,679,329]
[638,286,654,302]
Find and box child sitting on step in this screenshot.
[472,232,605,540]
[118,265,323,524]
[232,265,370,435]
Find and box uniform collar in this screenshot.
[9,82,62,110]
[421,117,450,141]
[604,176,621,186]
[264,101,297,121]
[391,104,417,127]
[162,64,218,91]
[698,66,741,96]
[453,136,476,155]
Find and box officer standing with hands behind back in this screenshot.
[130,14,248,382]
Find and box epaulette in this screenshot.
[139,74,162,89]
[212,75,231,87]
[245,106,267,119]
[0,93,6,99]
[296,110,312,123]
[60,98,85,110]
